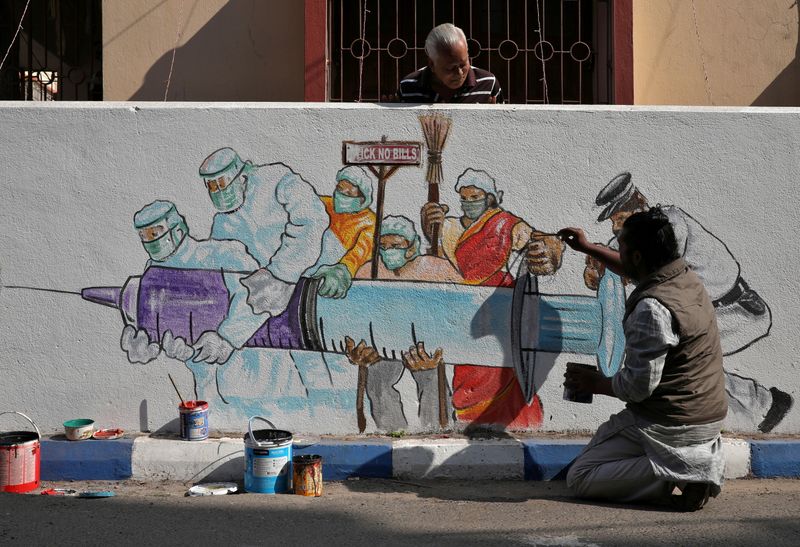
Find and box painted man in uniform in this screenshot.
[586,172,791,433]
[420,168,564,428]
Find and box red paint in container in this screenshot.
[0,412,41,493]
[179,401,209,441]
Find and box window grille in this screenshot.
[0,0,102,100]
[329,0,612,104]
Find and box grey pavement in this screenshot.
[2,479,799,546]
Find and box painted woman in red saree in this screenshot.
[421,168,564,429]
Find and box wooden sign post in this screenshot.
[342,136,422,279]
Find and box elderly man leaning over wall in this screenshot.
[392,23,504,104]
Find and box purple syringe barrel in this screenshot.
[81,266,313,350]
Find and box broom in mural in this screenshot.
[419,113,452,256]
[419,112,453,429]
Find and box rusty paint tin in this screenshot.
[292,454,322,497]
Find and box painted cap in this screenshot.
[199,147,246,182]
[595,172,636,221]
[134,200,186,230]
[455,168,501,202]
[381,215,418,242]
[381,215,420,256]
[336,166,374,206]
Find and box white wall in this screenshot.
[1,103,798,435]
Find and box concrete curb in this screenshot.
[36,435,795,482]
[750,440,800,478]
[41,438,134,481]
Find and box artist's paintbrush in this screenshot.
[168,373,187,406]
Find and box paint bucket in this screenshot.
[0,411,41,493]
[179,401,209,441]
[292,454,323,497]
[244,417,292,494]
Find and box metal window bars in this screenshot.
[329,0,611,104]
[0,0,102,101]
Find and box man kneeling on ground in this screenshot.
[558,207,727,511]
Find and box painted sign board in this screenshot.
[342,141,422,166]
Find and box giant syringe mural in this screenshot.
[81,265,627,407]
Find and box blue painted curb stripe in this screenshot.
[522,440,587,480]
[41,438,134,480]
[750,440,800,478]
[294,441,392,480]
[36,437,800,481]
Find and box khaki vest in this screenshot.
[624,258,728,426]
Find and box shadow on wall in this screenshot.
[752,1,800,106]
[131,0,304,101]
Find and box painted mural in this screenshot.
[17,112,791,435]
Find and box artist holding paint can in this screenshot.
[558,208,727,512]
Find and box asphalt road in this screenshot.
[2,479,799,546]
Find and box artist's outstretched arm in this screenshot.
[558,227,625,277]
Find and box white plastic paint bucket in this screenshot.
[243,417,292,494]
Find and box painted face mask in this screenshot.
[206,174,246,213]
[333,191,364,214]
[460,197,487,220]
[140,222,187,262]
[379,248,409,271]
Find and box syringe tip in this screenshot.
[81,287,122,309]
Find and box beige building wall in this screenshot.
[633,0,800,106]
[102,0,305,101]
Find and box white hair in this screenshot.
[424,23,467,60]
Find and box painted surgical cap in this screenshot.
[454,168,503,203]
[199,147,246,181]
[381,215,420,256]
[336,166,374,208]
[134,200,185,231]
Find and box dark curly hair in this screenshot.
[621,207,680,271]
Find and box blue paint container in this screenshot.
[179,401,209,441]
[244,417,292,494]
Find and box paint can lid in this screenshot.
[76,491,115,498]
[187,483,238,496]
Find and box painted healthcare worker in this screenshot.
[308,165,377,298]
[347,215,462,431]
[198,148,329,318]
[287,166,377,404]
[122,200,266,371]
[198,148,329,409]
